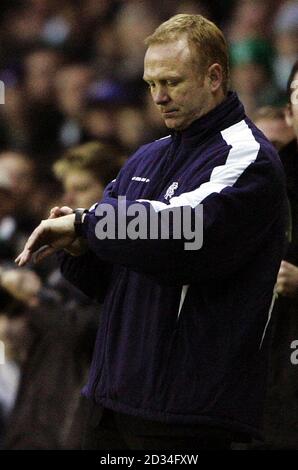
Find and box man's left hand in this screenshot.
[15,213,77,267]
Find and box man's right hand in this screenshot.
[48,206,89,257]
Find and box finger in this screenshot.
[15,227,45,266]
[60,206,74,215]
[49,206,59,215]
[15,254,22,264]
[15,249,33,267]
[49,207,62,219]
[24,224,48,253]
[17,244,51,267]
[49,207,73,219]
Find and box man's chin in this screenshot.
[164,117,183,130]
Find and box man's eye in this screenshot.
[167,81,178,87]
[148,83,155,89]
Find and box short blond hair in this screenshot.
[145,14,229,94]
[53,141,125,187]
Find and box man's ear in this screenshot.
[207,63,223,92]
[285,103,293,127]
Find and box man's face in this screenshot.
[0,152,35,201]
[286,71,298,140]
[143,36,214,131]
[55,66,93,118]
[63,170,104,209]
[255,117,295,150]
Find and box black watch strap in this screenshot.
[73,208,88,237]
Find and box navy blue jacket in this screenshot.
[60,92,287,439]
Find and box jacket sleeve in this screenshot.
[58,249,113,302]
[80,151,287,285]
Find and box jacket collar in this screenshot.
[171,91,246,145]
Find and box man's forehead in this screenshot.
[144,37,193,78]
[145,36,192,61]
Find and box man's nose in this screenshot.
[152,86,170,105]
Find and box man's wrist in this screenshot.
[73,208,89,237]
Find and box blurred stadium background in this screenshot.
[0,0,297,450]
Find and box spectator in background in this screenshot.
[0,286,31,449]
[272,0,298,92]
[1,0,292,160]
[0,151,35,210]
[115,105,148,152]
[174,0,209,17]
[0,167,14,223]
[53,140,126,208]
[91,19,124,81]
[0,76,29,152]
[113,1,159,83]
[226,0,274,42]
[229,37,282,117]
[55,63,94,148]
[0,261,99,450]
[82,79,131,146]
[0,153,61,272]
[22,45,64,162]
[0,151,37,261]
[254,60,298,450]
[1,140,125,450]
[253,106,295,151]
[82,79,150,152]
[23,46,63,104]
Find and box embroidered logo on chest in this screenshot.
[164,182,179,200]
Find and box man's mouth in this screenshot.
[161,110,178,117]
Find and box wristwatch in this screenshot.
[73,208,88,237]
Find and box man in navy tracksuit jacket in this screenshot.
[16,15,287,449]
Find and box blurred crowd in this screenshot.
[0,0,297,164]
[0,0,297,449]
